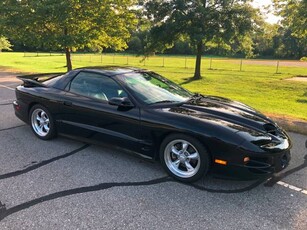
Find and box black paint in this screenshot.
[14,67,292,180]
[0,144,90,180]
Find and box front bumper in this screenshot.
[242,150,291,175]
[211,143,291,180]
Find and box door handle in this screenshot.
[63,101,72,106]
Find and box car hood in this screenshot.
[169,95,277,134]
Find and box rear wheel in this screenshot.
[29,105,56,140]
[160,134,210,182]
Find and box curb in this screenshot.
[265,113,307,135]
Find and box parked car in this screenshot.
[13,66,291,182]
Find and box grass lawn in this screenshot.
[1,52,307,121]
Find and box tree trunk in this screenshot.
[65,47,72,72]
[193,42,203,79]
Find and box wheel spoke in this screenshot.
[182,142,188,151]
[43,124,49,132]
[36,115,43,123]
[41,111,46,119]
[172,159,180,169]
[187,152,199,160]
[184,161,194,172]
[171,146,180,156]
[39,123,44,131]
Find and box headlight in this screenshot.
[260,138,289,150]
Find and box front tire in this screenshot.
[29,104,56,140]
[160,134,210,182]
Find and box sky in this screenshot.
[252,0,282,24]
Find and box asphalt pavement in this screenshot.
[0,72,306,230]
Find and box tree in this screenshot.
[142,0,257,79]
[272,0,307,58]
[252,20,279,58]
[272,27,304,58]
[0,36,12,51]
[0,0,137,71]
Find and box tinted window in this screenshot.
[69,72,127,101]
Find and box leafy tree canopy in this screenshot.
[273,0,306,38]
[272,0,306,58]
[0,0,137,70]
[141,0,258,79]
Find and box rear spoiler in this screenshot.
[17,72,65,87]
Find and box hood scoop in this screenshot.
[263,123,286,139]
[263,123,278,135]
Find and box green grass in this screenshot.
[1,52,307,120]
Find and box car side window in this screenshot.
[69,72,128,101]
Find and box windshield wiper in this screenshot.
[149,100,180,105]
[188,93,204,102]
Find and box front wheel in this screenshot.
[160,134,210,182]
[29,104,57,140]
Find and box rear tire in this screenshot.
[29,104,57,140]
[160,134,210,182]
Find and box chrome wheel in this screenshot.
[164,139,201,178]
[31,108,50,137]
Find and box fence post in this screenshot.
[275,60,280,73]
[240,59,243,71]
[185,57,187,69]
[209,58,212,69]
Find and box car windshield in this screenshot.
[118,72,193,105]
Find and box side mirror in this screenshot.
[108,97,134,108]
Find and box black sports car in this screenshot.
[13,66,291,182]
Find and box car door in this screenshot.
[56,71,143,153]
